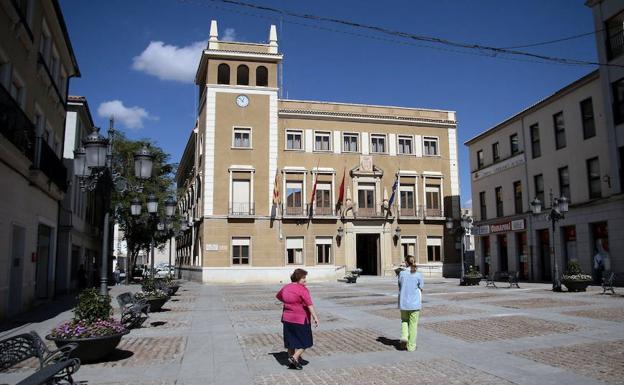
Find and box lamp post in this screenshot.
[531,190,568,292]
[75,121,154,295]
[165,197,177,277]
[446,214,473,285]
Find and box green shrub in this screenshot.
[73,288,112,323]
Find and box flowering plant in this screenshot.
[464,265,482,278]
[134,289,168,300]
[50,318,126,339]
[562,261,592,281]
[49,288,128,339]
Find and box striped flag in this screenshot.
[388,174,399,207]
[272,170,281,206]
[336,167,346,210]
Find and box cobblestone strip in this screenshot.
[561,307,624,321]
[254,358,516,385]
[422,316,579,342]
[487,297,589,309]
[239,328,395,359]
[229,311,342,328]
[438,292,510,301]
[228,301,282,311]
[513,340,624,385]
[91,336,187,367]
[336,296,398,306]
[370,305,483,320]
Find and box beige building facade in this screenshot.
[175,21,460,283]
[0,0,79,317]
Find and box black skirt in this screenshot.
[282,321,313,349]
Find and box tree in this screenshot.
[109,132,178,282]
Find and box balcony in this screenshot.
[607,29,624,61]
[0,84,36,162]
[313,205,335,217]
[355,207,384,217]
[284,205,306,217]
[398,206,422,219]
[37,53,65,105]
[229,202,255,216]
[425,207,444,219]
[37,139,68,191]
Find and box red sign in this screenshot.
[490,222,511,233]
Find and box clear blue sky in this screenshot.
[60,0,597,207]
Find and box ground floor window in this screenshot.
[516,232,528,279]
[315,237,332,264]
[482,236,490,276]
[498,234,508,272]
[426,237,441,262]
[232,237,250,265]
[286,237,304,265]
[401,237,417,262]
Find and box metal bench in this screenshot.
[117,292,149,329]
[508,271,520,288]
[602,271,615,294]
[0,331,80,385]
[344,268,362,283]
[485,271,499,288]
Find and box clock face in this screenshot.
[236,95,249,107]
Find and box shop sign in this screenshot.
[477,219,524,235]
[206,244,219,251]
[490,222,512,233]
[472,154,525,181]
[475,225,490,235]
[511,219,525,231]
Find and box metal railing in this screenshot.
[0,84,36,162]
[38,139,68,191]
[314,206,334,216]
[607,30,624,60]
[355,207,383,217]
[229,202,255,216]
[284,205,306,216]
[398,206,421,218]
[425,207,444,218]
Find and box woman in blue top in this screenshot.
[398,256,423,351]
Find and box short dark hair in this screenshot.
[290,268,308,282]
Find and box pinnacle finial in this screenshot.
[268,24,278,53]
[209,20,218,42]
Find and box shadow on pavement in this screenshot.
[268,351,310,367]
[83,349,134,365]
[0,294,77,334]
[376,336,403,350]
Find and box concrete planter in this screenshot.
[462,276,482,286]
[46,330,129,363]
[146,297,169,311]
[562,280,591,292]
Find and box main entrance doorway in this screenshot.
[356,233,380,275]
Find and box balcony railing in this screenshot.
[229,202,255,216]
[38,139,68,191]
[284,205,306,216]
[355,207,383,217]
[398,206,422,218]
[314,206,335,216]
[0,84,36,162]
[425,207,444,218]
[607,30,624,60]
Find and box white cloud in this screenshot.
[132,40,206,83]
[222,28,237,42]
[464,199,472,208]
[97,100,156,130]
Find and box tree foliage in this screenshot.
[110,131,178,276]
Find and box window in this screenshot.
[232,127,251,148]
[399,184,416,216]
[217,63,230,84]
[558,166,570,202]
[553,112,566,149]
[495,186,503,217]
[606,10,624,60]
[612,78,624,125]
[401,237,417,260]
[256,66,268,86]
[492,142,500,162]
[9,73,25,109]
[315,237,332,264]
[479,191,487,220]
[315,182,332,215]
[426,237,441,262]
[530,123,541,158]
[39,21,51,62]
[236,64,249,85]
[286,181,303,215]
[343,133,359,152]
[286,237,304,264]
[425,185,441,217]
[477,150,484,169]
[580,98,596,139]
[357,183,376,215]
[534,174,544,207]
[510,134,519,155]
[314,131,331,151]
[513,181,523,214]
[397,135,413,154]
[587,157,601,199]
[232,237,250,265]
[0,60,10,89]
[285,130,302,150]
[231,178,252,215]
[423,137,439,156]
[370,134,386,153]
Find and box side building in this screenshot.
[0,0,79,318]
[175,21,461,283]
[465,70,623,281]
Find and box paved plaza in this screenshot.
[1,277,623,385]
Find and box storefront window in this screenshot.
[482,237,490,276]
[516,232,528,279]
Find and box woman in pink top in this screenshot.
[276,268,319,370]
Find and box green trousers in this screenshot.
[400,309,420,351]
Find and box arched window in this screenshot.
[237,64,249,85]
[256,66,268,86]
[217,63,230,84]
[196,176,202,200]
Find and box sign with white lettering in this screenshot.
[511,219,525,231]
[472,154,525,181]
[206,244,219,251]
[476,219,525,236]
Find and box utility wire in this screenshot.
[499,29,602,49]
[185,0,622,68]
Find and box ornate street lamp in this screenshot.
[83,127,109,169]
[134,145,153,180]
[531,190,569,292]
[165,196,176,218]
[446,215,473,285]
[73,147,88,178]
[146,194,159,214]
[130,198,142,216]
